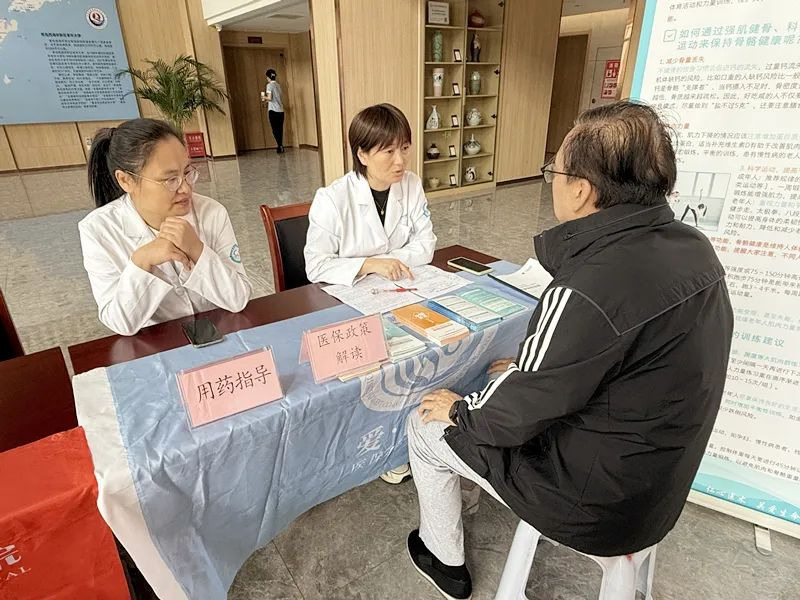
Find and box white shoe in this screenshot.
[379,463,412,484]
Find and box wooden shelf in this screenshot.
[425,184,460,193]
[462,176,495,186]
[424,156,459,164]
[421,5,503,194]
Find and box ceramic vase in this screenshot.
[432,30,444,62]
[469,71,481,95]
[433,68,445,97]
[426,105,441,129]
[469,32,481,62]
[468,10,486,28]
[465,107,482,126]
[463,134,481,156]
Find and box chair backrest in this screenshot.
[259,202,312,292]
[0,348,76,452]
[0,287,24,361]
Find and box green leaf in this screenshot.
[117,55,229,135]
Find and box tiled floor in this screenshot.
[1,149,798,599]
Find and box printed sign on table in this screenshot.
[177,348,283,427]
[299,314,388,383]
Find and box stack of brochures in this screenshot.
[337,363,384,382]
[392,304,470,346]
[382,316,428,362]
[428,288,527,331]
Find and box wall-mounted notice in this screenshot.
[632,0,800,536]
[0,0,139,124]
[601,59,620,99]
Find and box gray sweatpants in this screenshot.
[407,409,507,566]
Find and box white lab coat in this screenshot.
[304,170,437,285]
[78,193,252,336]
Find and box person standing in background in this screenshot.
[262,68,285,154]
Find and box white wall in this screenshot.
[560,8,628,113]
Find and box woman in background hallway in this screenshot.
[263,68,285,153]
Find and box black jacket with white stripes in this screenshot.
[445,202,734,556]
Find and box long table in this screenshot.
[69,246,536,600]
[69,245,497,374]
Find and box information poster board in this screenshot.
[0,0,139,124]
[631,0,800,536]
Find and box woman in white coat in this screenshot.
[305,104,436,485]
[304,103,437,287]
[79,118,252,336]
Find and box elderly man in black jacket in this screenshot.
[405,101,734,600]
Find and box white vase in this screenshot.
[432,68,445,97]
[463,134,481,155]
[426,105,441,130]
[465,107,482,126]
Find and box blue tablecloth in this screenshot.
[105,261,537,598]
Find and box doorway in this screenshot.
[223,47,294,152]
[545,33,589,157]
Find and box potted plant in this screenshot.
[117,54,228,136]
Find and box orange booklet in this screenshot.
[392,304,469,346]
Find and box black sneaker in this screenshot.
[407,530,472,600]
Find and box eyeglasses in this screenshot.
[540,160,587,185]
[127,165,200,192]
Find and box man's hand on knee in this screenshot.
[419,389,462,425]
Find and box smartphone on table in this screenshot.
[182,318,224,348]
[446,256,493,275]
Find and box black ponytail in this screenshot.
[87,118,182,207]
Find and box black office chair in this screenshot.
[259,202,312,292]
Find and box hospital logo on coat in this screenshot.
[230,244,241,263]
[86,8,108,29]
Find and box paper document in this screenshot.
[490,258,553,300]
[322,275,419,314]
[394,265,469,298]
[321,265,468,314]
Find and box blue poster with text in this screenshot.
[0,0,139,124]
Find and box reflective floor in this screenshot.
[0,149,797,599]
